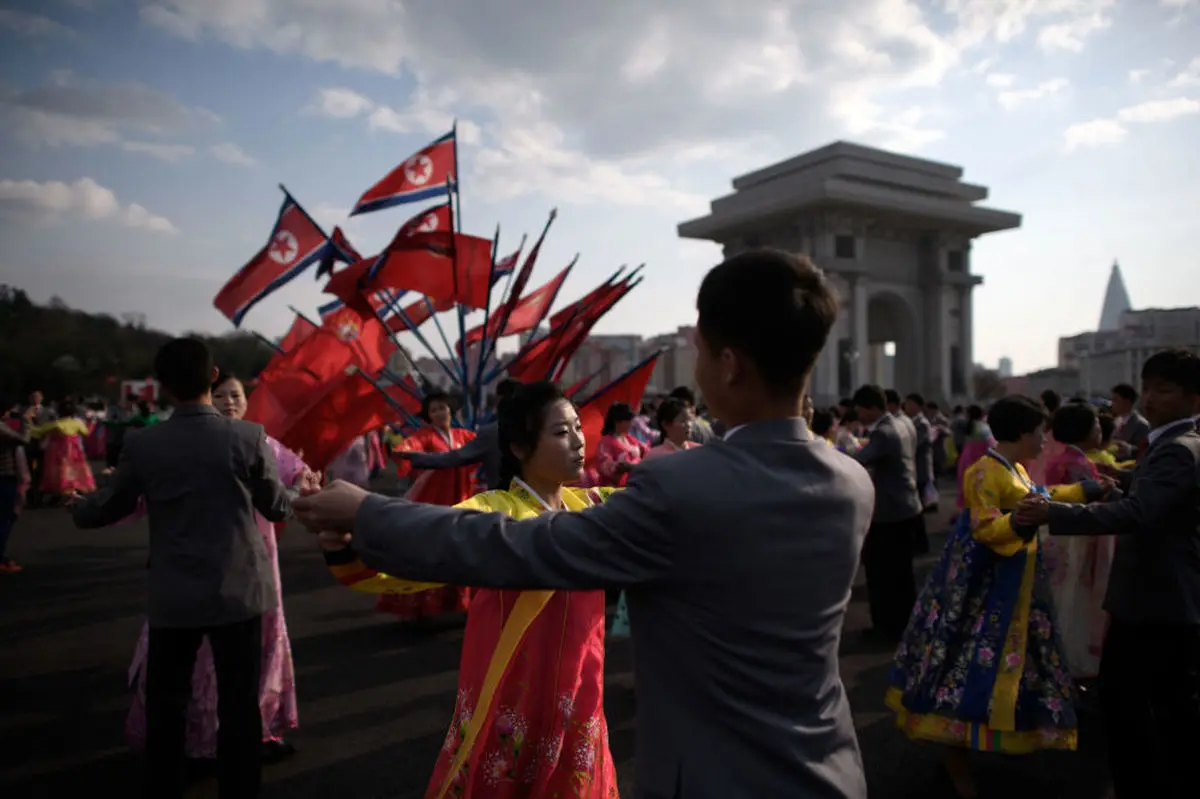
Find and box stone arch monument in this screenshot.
[677,141,1021,406]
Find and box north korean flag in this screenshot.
[350,130,456,217]
[214,191,332,326]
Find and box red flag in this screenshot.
[395,202,453,237]
[386,296,455,333]
[578,353,660,462]
[550,282,635,380]
[462,264,572,348]
[350,130,456,216]
[279,372,416,471]
[214,192,331,326]
[324,234,495,311]
[246,308,394,438]
[279,315,318,353]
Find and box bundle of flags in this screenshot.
[210,123,660,471]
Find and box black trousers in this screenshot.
[1099,618,1200,799]
[861,515,921,641]
[146,615,263,799]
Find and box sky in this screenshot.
[0,0,1197,376]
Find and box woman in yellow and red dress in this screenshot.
[886,395,1109,798]
[29,399,95,500]
[383,390,477,620]
[324,381,618,797]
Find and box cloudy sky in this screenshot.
[1,0,1197,375]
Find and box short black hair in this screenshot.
[1051,403,1097,446]
[696,249,838,398]
[811,408,835,437]
[1111,383,1138,402]
[154,337,213,402]
[1098,412,1115,443]
[655,397,689,431]
[840,408,859,425]
[1040,389,1062,414]
[602,402,636,435]
[1142,349,1200,394]
[906,393,926,407]
[852,384,887,411]
[668,386,697,406]
[988,395,1047,442]
[496,378,521,400]
[884,388,902,406]
[420,390,453,423]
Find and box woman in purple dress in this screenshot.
[124,371,308,764]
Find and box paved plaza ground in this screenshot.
[1,482,1116,798]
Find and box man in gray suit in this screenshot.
[901,393,935,508]
[1018,349,1200,799]
[297,249,874,798]
[393,378,520,490]
[1110,382,1151,459]
[852,384,924,642]
[72,338,296,799]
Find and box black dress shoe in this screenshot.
[261,739,296,764]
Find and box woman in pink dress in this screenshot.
[643,397,699,460]
[125,371,309,764]
[1041,402,1114,680]
[590,403,647,488]
[29,400,96,500]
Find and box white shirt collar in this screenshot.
[723,424,747,441]
[1147,418,1196,446]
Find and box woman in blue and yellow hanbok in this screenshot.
[885,395,1108,797]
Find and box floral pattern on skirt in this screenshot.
[885,510,1077,753]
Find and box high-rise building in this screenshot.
[1098,260,1133,332]
[998,357,1013,378]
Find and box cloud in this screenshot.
[143,0,1117,164]
[0,9,78,38]
[1169,57,1200,87]
[120,140,195,162]
[1036,6,1113,53]
[1128,68,1150,84]
[0,71,222,174]
[210,141,257,167]
[997,77,1069,109]
[1063,118,1127,150]
[1064,97,1199,150]
[985,73,1016,87]
[0,177,178,233]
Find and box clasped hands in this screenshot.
[1013,473,1118,526]
[293,477,367,551]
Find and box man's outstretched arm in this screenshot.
[354,469,674,590]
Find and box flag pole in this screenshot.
[480,209,558,373]
[448,120,473,422]
[468,224,501,425]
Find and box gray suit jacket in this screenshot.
[909,412,933,488]
[404,421,502,490]
[73,404,292,628]
[1114,411,1151,451]
[354,418,873,798]
[1047,419,1200,625]
[854,413,922,523]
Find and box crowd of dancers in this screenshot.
[3,248,1197,799]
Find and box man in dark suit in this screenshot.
[393,378,520,490]
[72,338,296,799]
[853,384,924,642]
[1018,349,1200,799]
[1110,382,1151,459]
[296,249,875,798]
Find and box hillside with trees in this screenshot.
[0,285,275,404]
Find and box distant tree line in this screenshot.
[0,285,275,405]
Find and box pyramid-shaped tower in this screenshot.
[1098,260,1132,331]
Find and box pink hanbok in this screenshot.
[644,439,698,460]
[1040,445,1114,678]
[587,433,648,488]
[124,436,307,757]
